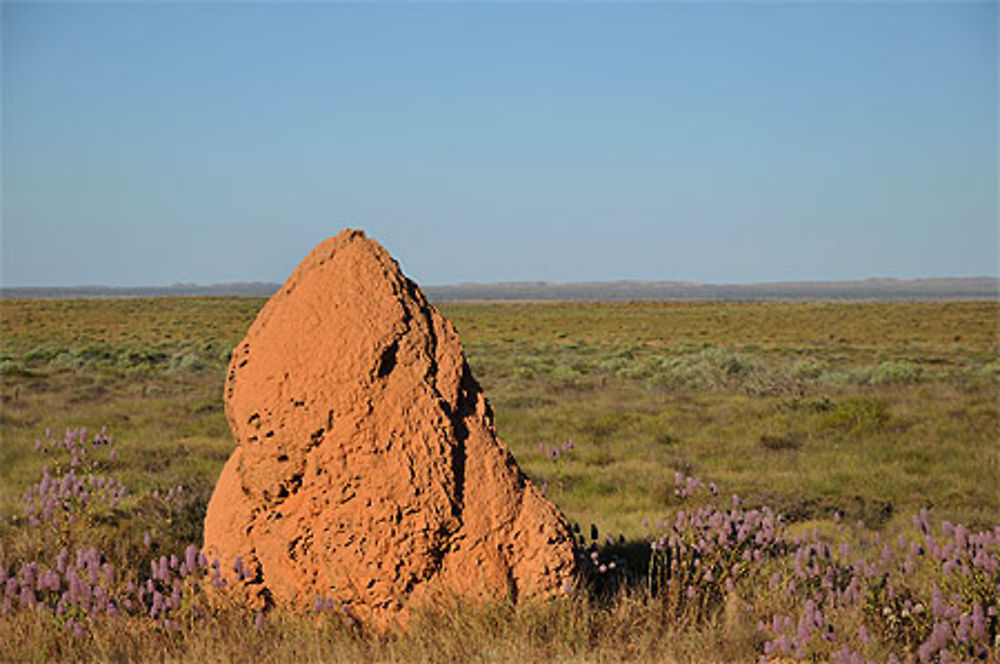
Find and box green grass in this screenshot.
[2,299,997,537]
[1,298,997,661]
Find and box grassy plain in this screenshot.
[0,298,997,661]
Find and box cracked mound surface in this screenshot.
[202,229,576,627]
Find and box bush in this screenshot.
[49,352,86,371]
[615,356,661,380]
[550,364,584,384]
[0,360,30,377]
[870,360,923,386]
[611,344,640,360]
[649,351,722,391]
[647,347,794,395]
[117,348,169,368]
[820,366,874,389]
[23,346,59,364]
[74,344,114,362]
[790,359,825,380]
[822,397,890,437]
[977,359,1000,380]
[170,353,205,373]
[596,356,632,375]
[513,366,536,380]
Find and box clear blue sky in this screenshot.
[3,2,997,287]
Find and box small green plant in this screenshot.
[870,360,922,385]
[790,358,825,380]
[822,397,890,437]
[170,352,205,373]
[550,364,583,383]
[0,360,30,377]
[977,358,1000,380]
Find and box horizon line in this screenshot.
[2,275,998,292]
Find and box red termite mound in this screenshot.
[202,230,576,627]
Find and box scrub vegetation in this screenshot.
[1,298,997,662]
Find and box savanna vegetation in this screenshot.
[1,298,997,662]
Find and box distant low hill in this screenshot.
[425,277,1000,302]
[2,277,997,302]
[0,282,280,299]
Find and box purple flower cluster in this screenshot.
[136,544,212,629]
[151,485,186,503]
[0,541,221,636]
[672,472,718,500]
[762,597,836,660]
[1,547,120,622]
[313,594,357,627]
[2,425,289,641]
[648,484,786,623]
[32,426,116,467]
[876,514,999,662]
[539,438,575,461]
[22,427,125,535]
[22,468,126,528]
[758,508,999,662]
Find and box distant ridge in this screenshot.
[425,277,1000,302]
[0,282,280,299]
[2,277,997,302]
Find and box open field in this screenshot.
[1,298,998,661]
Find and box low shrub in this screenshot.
[822,397,890,438]
[0,360,31,377]
[550,364,584,383]
[978,358,1000,380]
[870,360,923,386]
